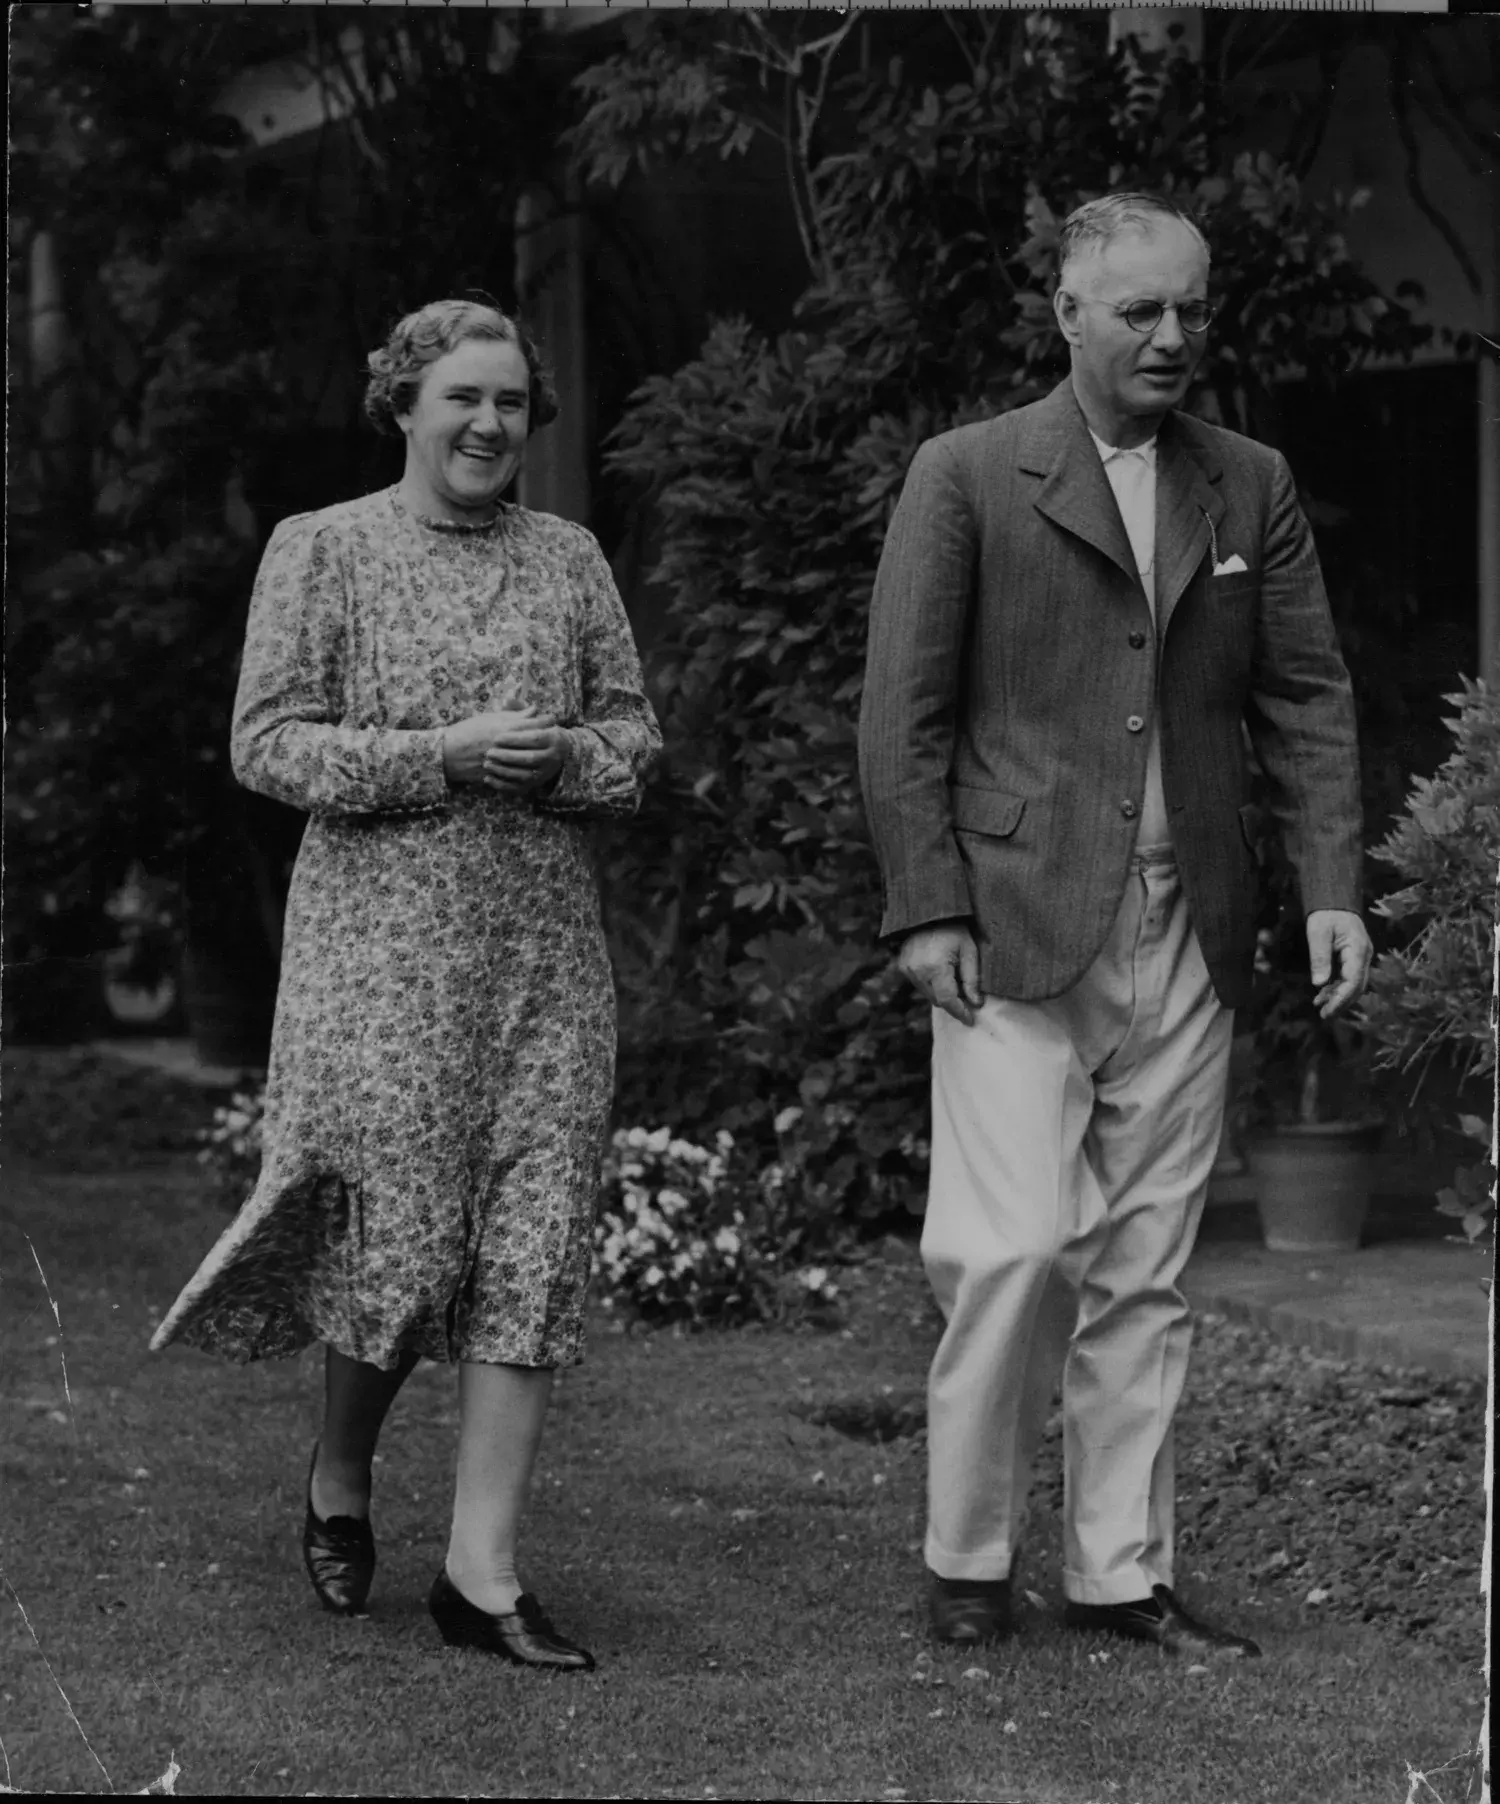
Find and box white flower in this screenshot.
[643,1265,664,1288]
[774,1106,803,1136]
[799,1266,829,1291]
[645,1128,672,1155]
[713,1227,741,1255]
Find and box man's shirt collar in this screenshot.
[1088,427,1157,466]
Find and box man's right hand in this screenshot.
[899,922,985,1027]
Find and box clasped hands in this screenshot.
[900,907,1372,1027]
[442,707,566,798]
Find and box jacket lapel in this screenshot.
[1019,381,1139,590]
[1154,417,1225,635]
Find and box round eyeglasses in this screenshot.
[1111,299,1216,335]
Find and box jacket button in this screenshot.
[1126,714,1145,733]
[1120,799,1139,820]
[1129,630,1147,649]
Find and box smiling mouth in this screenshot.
[458,446,504,462]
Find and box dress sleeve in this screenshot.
[537,530,662,820]
[230,515,451,815]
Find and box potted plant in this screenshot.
[1239,976,1387,1254]
[1234,803,1387,1253]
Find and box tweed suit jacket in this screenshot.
[857,378,1362,1011]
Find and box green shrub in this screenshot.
[1362,678,1499,1244]
[1363,678,1499,1084]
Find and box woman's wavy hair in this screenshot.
[363,297,560,436]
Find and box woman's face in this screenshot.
[395,336,531,521]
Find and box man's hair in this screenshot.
[1056,191,1209,290]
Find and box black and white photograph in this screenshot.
[2,4,1495,1799]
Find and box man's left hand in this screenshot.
[1305,909,1372,1018]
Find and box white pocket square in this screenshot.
[1213,554,1248,576]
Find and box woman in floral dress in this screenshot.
[151,299,661,1671]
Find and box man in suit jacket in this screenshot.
[858,191,1371,1660]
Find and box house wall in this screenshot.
[1300,29,1496,355]
[1245,22,1498,685]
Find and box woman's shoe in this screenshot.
[428,1568,595,1671]
[301,1445,375,1616]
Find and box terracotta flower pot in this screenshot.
[1245,1119,1384,1253]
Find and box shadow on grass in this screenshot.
[793,1394,927,1445]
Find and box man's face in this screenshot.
[1054,221,1211,429]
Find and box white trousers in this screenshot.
[921,850,1234,1605]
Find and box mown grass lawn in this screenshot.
[0,1051,1487,1802]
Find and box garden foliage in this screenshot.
[577,15,1427,1218]
[5,8,577,1026]
[1362,679,1500,1243]
[7,11,299,1010]
[594,1123,844,1326]
[199,1087,267,1210]
[1363,679,1500,1088]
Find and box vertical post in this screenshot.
[29,229,69,383]
[514,183,591,525]
[1478,179,1500,687]
[27,229,80,503]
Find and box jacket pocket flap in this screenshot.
[951,786,1026,838]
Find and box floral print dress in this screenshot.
[150,490,661,1370]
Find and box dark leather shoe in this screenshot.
[929,1575,1013,1646]
[301,1446,375,1617]
[1065,1584,1261,1659]
[428,1569,595,1672]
